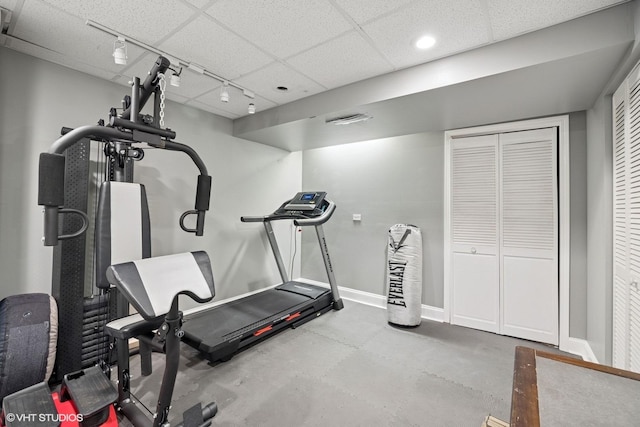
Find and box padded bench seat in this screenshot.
[104,251,215,379]
[104,313,164,341]
[104,313,165,377]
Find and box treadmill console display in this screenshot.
[284,192,326,212]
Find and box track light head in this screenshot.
[113,36,127,65]
[248,103,256,114]
[170,67,182,87]
[220,82,230,103]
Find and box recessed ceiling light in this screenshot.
[415,35,436,50]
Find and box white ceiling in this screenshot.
[0,0,630,123]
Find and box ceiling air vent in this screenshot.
[325,113,373,125]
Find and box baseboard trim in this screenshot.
[421,305,445,322]
[298,278,444,323]
[562,337,599,363]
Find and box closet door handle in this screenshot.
[471,247,477,254]
[632,280,638,291]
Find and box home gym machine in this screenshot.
[28,55,217,425]
[37,55,211,380]
[181,191,343,362]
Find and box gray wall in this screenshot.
[301,132,444,307]
[301,114,589,340]
[570,111,588,339]
[586,95,614,363]
[0,47,302,305]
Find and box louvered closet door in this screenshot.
[499,128,558,345]
[613,83,629,369]
[611,64,640,372]
[628,71,640,371]
[450,135,500,333]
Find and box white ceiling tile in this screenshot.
[159,15,273,80]
[235,62,326,104]
[362,0,492,69]
[181,0,211,9]
[287,31,394,89]
[5,37,119,82]
[186,99,240,119]
[12,0,148,73]
[165,91,191,104]
[206,0,353,58]
[39,0,195,44]
[0,0,17,11]
[333,0,414,24]
[487,0,627,40]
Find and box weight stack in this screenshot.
[81,295,111,368]
[386,224,422,326]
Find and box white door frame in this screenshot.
[444,115,572,352]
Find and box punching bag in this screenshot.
[386,224,422,326]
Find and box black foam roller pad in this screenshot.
[38,153,65,206]
[195,175,212,211]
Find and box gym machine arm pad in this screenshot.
[179,174,211,237]
[38,153,65,246]
[38,153,65,207]
[156,140,211,237]
[38,153,89,246]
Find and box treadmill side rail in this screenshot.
[315,224,343,310]
[264,221,289,284]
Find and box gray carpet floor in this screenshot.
[128,300,567,426]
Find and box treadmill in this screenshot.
[181,191,344,362]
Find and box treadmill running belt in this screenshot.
[181,284,330,359]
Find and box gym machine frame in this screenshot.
[37,56,214,425]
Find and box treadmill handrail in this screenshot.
[240,199,336,226]
[240,213,311,222]
[240,215,267,223]
[294,200,335,226]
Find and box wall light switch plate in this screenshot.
[353,214,362,221]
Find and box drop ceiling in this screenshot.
[0,0,635,151]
